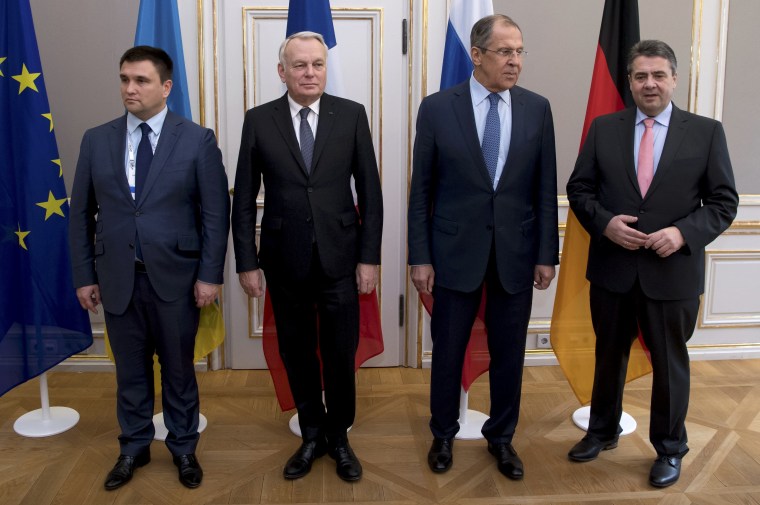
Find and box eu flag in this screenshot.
[0,0,93,396]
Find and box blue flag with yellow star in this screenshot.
[0,0,92,396]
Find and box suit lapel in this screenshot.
[109,116,134,204]
[272,94,309,176]
[311,93,337,175]
[138,111,181,205]
[452,84,492,188]
[647,105,688,197]
[617,108,639,194]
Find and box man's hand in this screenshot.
[603,214,649,250]
[356,263,379,295]
[194,282,220,308]
[411,265,435,295]
[76,284,101,314]
[534,264,556,290]
[238,269,264,298]
[645,226,685,258]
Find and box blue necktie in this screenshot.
[481,93,500,186]
[135,122,152,261]
[299,108,314,174]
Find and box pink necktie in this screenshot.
[637,118,655,196]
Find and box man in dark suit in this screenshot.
[231,32,382,482]
[566,40,738,487]
[407,15,558,479]
[69,46,230,491]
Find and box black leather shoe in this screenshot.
[649,455,681,487]
[328,437,362,482]
[487,443,524,480]
[173,454,203,489]
[284,438,327,479]
[104,451,150,490]
[568,436,619,462]
[428,438,453,473]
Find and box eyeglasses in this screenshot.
[478,47,528,59]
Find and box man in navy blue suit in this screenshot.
[408,15,558,479]
[69,46,230,491]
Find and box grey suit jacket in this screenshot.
[69,110,230,315]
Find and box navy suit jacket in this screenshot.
[408,82,559,293]
[69,110,230,315]
[231,93,383,282]
[567,105,738,300]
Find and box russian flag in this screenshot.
[286,0,345,97]
[440,0,493,90]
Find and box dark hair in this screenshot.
[120,46,174,83]
[627,40,677,74]
[470,14,522,49]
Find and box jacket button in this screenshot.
[307,187,313,193]
[306,217,312,223]
[135,211,141,216]
[639,209,645,214]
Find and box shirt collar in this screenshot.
[127,106,169,135]
[636,101,673,127]
[287,94,321,118]
[469,74,511,108]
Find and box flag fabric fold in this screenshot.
[0,0,93,397]
[135,0,192,120]
[262,0,383,410]
[550,0,651,405]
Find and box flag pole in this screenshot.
[455,387,488,440]
[13,373,80,437]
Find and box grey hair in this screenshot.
[627,40,677,75]
[470,14,522,49]
[278,31,328,66]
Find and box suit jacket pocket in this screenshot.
[178,234,201,253]
[340,211,357,227]
[432,215,458,236]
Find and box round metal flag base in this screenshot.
[152,412,208,441]
[14,407,80,437]
[455,409,488,440]
[288,414,352,437]
[571,406,637,435]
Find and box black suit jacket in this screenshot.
[69,111,231,314]
[407,82,559,293]
[232,93,383,281]
[567,105,738,300]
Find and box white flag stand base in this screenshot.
[571,406,637,435]
[14,373,80,438]
[152,412,208,441]
[455,387,487,440]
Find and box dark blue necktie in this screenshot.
[299,108,314,174]
[481,93,500,185]
[135,122,152,260]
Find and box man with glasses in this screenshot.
[408,14,558,479]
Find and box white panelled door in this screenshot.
[206,1,411,368]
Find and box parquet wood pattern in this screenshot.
[1,360,759,504]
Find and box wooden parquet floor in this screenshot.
[1,360,760,504]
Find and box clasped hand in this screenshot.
[604,215,685,258]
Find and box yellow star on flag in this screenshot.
[42,112,54,132]
[0,56,6,77]
[36,191,67,220]
[12,63,40,94]
[52,159,62,177]
[15,223,30,250]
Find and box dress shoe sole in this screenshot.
[568,441,618,462]
[649,477,679,488]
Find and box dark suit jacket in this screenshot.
[69,111,230,315]
[567,105,738,300]
[407,82,559,294]
[231,93,383,281]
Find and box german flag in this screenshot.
[550,0,652,404]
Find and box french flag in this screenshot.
[440,0,493,90]
[286,0,345,97]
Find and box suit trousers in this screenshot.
[265,246,360,441]
[587,281,699,457]
[104,270,201,457]
[429,251,533,442]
